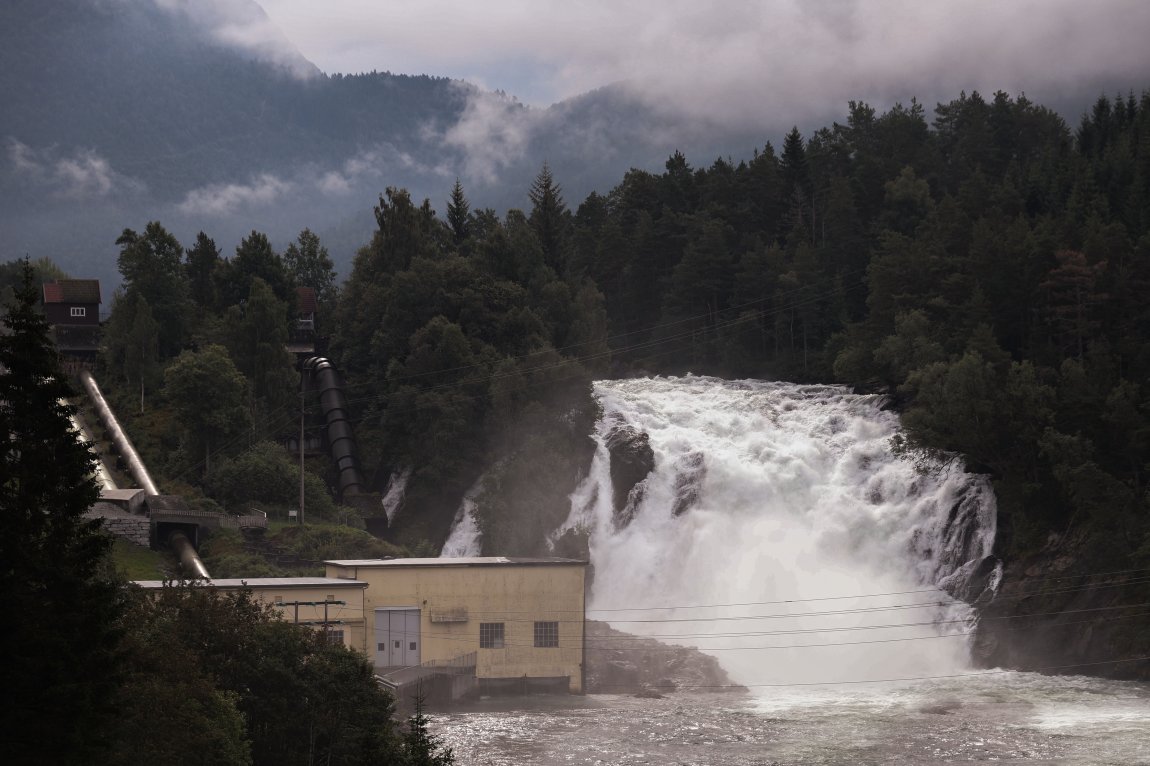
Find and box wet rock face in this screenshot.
[605,418,655,526]
[584,620,742,696]
[972,531,1150,681]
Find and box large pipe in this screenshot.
[80,370,210,578]
[68,409,118,490]
[304,357,365,498]
[169,531,211,579]
[79,370,159,496]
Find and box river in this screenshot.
[434,674,1150,764]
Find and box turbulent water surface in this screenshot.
[435,675,1150,765]
[438,376,1150,763]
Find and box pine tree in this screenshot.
[401,693,455,765]
[529,162,571,272]
[446,178,471,246]
[0,260,125,765]
[185,230,222,312]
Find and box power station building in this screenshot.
[134,556,588,695]
[325,557,588,694]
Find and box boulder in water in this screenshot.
[605,419,655,525]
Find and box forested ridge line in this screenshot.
[66,87,1150,565]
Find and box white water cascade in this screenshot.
[380,467,412,523]
[556,376,998,688]
[441,475,484,557]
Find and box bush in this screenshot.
[210,441,336,518]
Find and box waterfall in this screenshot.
[441,476,484,557]
[557,376,997,687]
[381,467,412,523]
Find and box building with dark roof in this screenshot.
[42,279,102,365]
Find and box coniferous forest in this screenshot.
[77,88,1150,565]
[6,85,1150,764]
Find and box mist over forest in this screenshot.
[4,0,1146,289]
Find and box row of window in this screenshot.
[479,621,559,648]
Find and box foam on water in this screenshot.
[558,375,998,687]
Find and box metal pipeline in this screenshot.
[68,408,118,490]
[169,531,211,579]
[79,371,210,578]
[304,357,365,498]
[78,370,159,496]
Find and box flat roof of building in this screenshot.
[325,556,588,568]
[133,578,368,589]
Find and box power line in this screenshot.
[405,607,1150,654]
[409,600,1150,641]
[384,574,1150,623]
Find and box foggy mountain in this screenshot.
[2,0,1144,287]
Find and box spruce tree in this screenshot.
[0,260,124,765]
[446,178,471,246]
[529,162,571,272]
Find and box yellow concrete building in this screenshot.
[134,577,367,649]
[325,557,588,693]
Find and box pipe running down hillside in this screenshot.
[304,357,366,500]
[79,370,159,497]
[79,370,210,578]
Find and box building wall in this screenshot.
[45,302,99,325]
[224,584,365,649]
[327,563,586,692]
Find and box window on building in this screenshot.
[534,621,559,648]
[479,622,505,648]
[70,306,86,317]
[325,629,344,646]
[274,595,283,604]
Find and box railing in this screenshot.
[376,651,477,691]
[218,509,269,529]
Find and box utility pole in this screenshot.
[299,366,306,526]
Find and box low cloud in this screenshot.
[435,84,542,185]
[177,173,294,216]
[6,139,144,199]
[152,0,319,79]
[314,144,450,197]
[261,0,1150,126]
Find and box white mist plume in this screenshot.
[263,0,1150,125]
[177,173,294,216]
[6,139,144,199]
[435,84,541,186]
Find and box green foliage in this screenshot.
[0,260,125,765]
[283,228,338,306]
[163,344,251,476]
[116,222,191,355]
[229,230,289,305]
[401,695,455,765]
[110,538,170,580]
[224,277,297,420]
[186,230,223,313]
[115,584,418,765]
[210,441,335,518]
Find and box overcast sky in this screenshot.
[255,0,1150,120]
